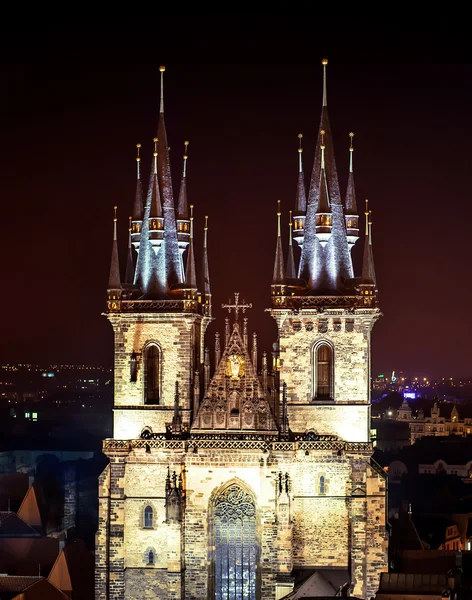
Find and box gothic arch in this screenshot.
[142,340,162,405]
[208,478,260,600]
[311,339,335,400]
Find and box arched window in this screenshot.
[144,344,160,404]
[315,343,333,399]
[143,505,153,528]
[144,547,156,565]
[212,483,258,600]
[319,476,325,495]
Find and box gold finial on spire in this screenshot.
[159,66,165,113]
[136,143,141,178]
[183,140,189,177]
[204,215,209,249]
[322,59,328,106]
[349,132,354,173]
[113,206,117,222]
[289,210,293,244]
[277,200,281,237]
[190,204,194,239]
[113,206,118,241]
[364,199,369,236]
[320,130,326,170]
[368,210,373,244]
[153,138,158,174]
[128,215,132,232]
[298,133,303,172]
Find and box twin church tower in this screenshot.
[96,62,387,600]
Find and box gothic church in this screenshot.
[95,62,388,600]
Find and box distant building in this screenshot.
[396,399,472,443]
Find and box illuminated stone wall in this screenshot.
[108,313,202,439]
[272,310,378,442]
[95,444,387,599]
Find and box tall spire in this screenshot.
[361,200,376,285]
[157,66,183,286]
[185,204,197,290]
[125,216,134,284]
[315,131,332,247]
[293,134,307,250]
[272,200,285,284]
[202,215,211,316]
[286,211,296,279]
[108,206,121,290]
[177,141,189,219]
[132,143,143,220]
[150,138,163,219]
[299,58,353,292]
[345,132,360,252]
[295,133,307,213]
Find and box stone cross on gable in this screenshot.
[222,292,252,319]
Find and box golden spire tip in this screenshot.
[153,137,158,143]
[322,58,328,66]
[159,65,166,72]
[113,206,117,221]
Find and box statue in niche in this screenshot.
[226,354,244,379]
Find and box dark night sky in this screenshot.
[1,19,472,378]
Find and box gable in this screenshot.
[192,322,277,433]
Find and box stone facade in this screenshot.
[96,439,387,599]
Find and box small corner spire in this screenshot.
[159,66,165,114]
[272,200,285,284]
[177,141,189,220]
[286,210,296,279]
[108,206,121,290]
[202,215,211,300]
[361,200,376,285]
[322,58,328,107]
[185,204,197,290]
[125,216,134,284]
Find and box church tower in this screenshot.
[96,63,387,600]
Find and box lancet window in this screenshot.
[314,342,333,399]
[144,344,160,404]
[212,484,258,600]
[143,505,154,528]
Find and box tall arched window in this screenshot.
[144,344,160,404]
[315,343,333,399]
[143,505,153,528]
[212,484,258,600]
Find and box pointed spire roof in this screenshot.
[345,132,358,215]
[361,200,376,284]
[157,66,183,285]
[308,59,342,208]
[202,215,211,295]
[149,138,163,218]
[125,216,134,284]
[132,144,144,220]
[286,210,296,279]
[272,200,285,284]
[185,205,197,288]
[108,206,121,290]
[177,141,189,220]
[295,133,307,213]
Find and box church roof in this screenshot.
[192,320,277,434]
